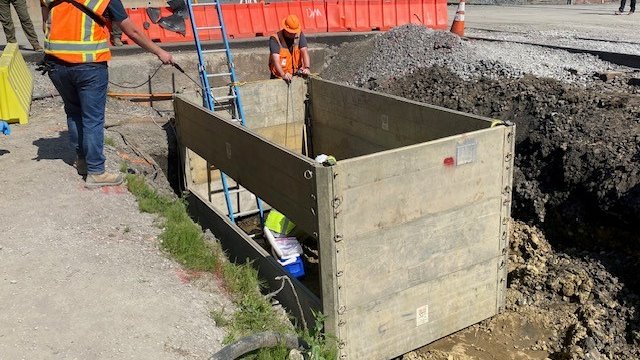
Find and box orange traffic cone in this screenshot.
[450,1,465,37]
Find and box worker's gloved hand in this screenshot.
[35,60,52,75]
[282,73,292,83]
[300,67,310,76]
[0,121,10,136]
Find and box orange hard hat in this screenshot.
[281,14,301,34]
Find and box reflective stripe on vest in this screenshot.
[269,31,301,78]
[43,0,111,63]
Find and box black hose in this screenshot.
[210,331,307,360]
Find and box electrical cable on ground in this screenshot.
[108,63,164,89]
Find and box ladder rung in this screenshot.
[215,95,237,101]
[207,72,232,77]
[228,187,247,195]
[202,49,227,54]
[197,26,222,31]
[235,209,262,218]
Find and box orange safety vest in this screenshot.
[42,0,112,63]
[269,31,302,78]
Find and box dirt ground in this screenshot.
[322,25,639,360]
[0,97,231,359]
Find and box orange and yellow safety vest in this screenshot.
[41,0,111,63]
[269,31,301,78]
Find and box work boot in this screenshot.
[32,44,43,52]
[76,157,88,176]
[85,172,124,188]
[112,38,123,47]
[615,10,623,15]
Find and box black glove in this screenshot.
[35,60,52,75]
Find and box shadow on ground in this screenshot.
[31,131,75,167]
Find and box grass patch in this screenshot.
[125,174,336,359]
[104,136,116,147]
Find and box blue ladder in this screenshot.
[185,0,264,224]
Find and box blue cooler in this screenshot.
[278,256,305,279]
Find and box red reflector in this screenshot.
[443,157,455,166]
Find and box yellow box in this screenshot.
[0,43,33,124]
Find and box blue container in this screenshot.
[280,256,305,279]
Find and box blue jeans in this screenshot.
[48,61,108,175]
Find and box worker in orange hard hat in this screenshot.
[269,14,311,82]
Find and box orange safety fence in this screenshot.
[120,0,447,45]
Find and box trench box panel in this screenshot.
[174,78,514,360]
[174,96,319,236]
[308,78,492,160]
[332,127,510,359]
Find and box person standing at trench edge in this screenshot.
[269,14,311,82]
[40,0,173,187]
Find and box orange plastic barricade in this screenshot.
[326,0,447,32]
[120,0,447,44]
[262,1,327,34]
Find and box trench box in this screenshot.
[174,77,515,359]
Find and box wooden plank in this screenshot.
[239,78,306,129]
[309,78,494,159]
[314,166,341,339]
[253,122,304,154]
[334,127,505,239]
[342,259,500,359]
[312,122,387,161]
[341,198,502,307]
[174,96,319,235]
[186,190,321,327]
[332,126,508,358]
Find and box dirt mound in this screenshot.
[508,221,640,359]
[378,66,640,232]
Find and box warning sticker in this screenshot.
[456,139,477,166]
[416,305,429,326]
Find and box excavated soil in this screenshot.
[323,25,640,359]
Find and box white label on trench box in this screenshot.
[456,139,477,166]
[416,305,429,326]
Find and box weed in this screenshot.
[120,162,128,173]
[104,136,116,147]
[123,226,130,234]
[125,174,336,359]
[210,307,229,327]
[301,310,338,360]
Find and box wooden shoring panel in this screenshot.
[186,190,321,326]
[174,96,319,235]
[343,258,501,359]
[335,127,505,239]
[309,77,493,160]
[332,126,509,359]
[340,197,502,307]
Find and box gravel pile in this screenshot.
[322,24,624,86]
[509,221,640,359]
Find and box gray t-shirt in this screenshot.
[269,32,307,55]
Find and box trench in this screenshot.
[101,32,640,358]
